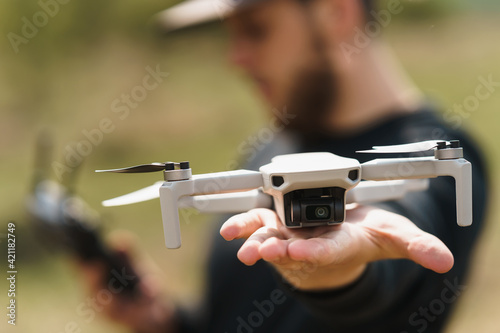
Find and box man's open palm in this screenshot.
[220,206,454,290]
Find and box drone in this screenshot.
[96,140,472,249]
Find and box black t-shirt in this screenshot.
[180,109,489,333]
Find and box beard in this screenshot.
[279,53,338,137]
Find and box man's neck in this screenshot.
[328,41,424,134]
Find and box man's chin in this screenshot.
[282,68,337,135]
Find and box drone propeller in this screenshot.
[356,140,460,154]
[95,161,189,174]
[102,181,163,206]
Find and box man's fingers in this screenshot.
[237,239,263,265]
[358,208,455,274]
[220,208,279,240]
[288,238,333,263]
[220,211,263,241]
[237,226,283,265]
[406,233,454,273]
[259,236,289,263]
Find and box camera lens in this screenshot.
[314,206,329,219]
[305,204,331,221]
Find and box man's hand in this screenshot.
[220,206,454,290]
[76,231,178,333]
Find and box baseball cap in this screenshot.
[154,0,267,32]
[154,0,374,32]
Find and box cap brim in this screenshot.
[154,0,265,32]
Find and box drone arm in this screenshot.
[179,189,273,213]
[361,157,472,226]
[347,179,429,205]
[191,170,264,195]
[361,157,441,181]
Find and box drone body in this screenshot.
[97,140,472,249]
[259,153,361,228]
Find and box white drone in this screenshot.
[96,140,472,249]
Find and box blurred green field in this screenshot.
[0,1,499,332]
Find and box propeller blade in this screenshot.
[96,163,167,173]
[102,181,163,206]
[356,140,444,154]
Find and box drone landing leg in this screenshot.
[159,181,194,248]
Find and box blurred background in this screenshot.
[0,0,499,332]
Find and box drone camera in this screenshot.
[285,187,345,227]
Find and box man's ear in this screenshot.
[312,0,367,45]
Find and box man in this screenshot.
[80,0,488,332]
